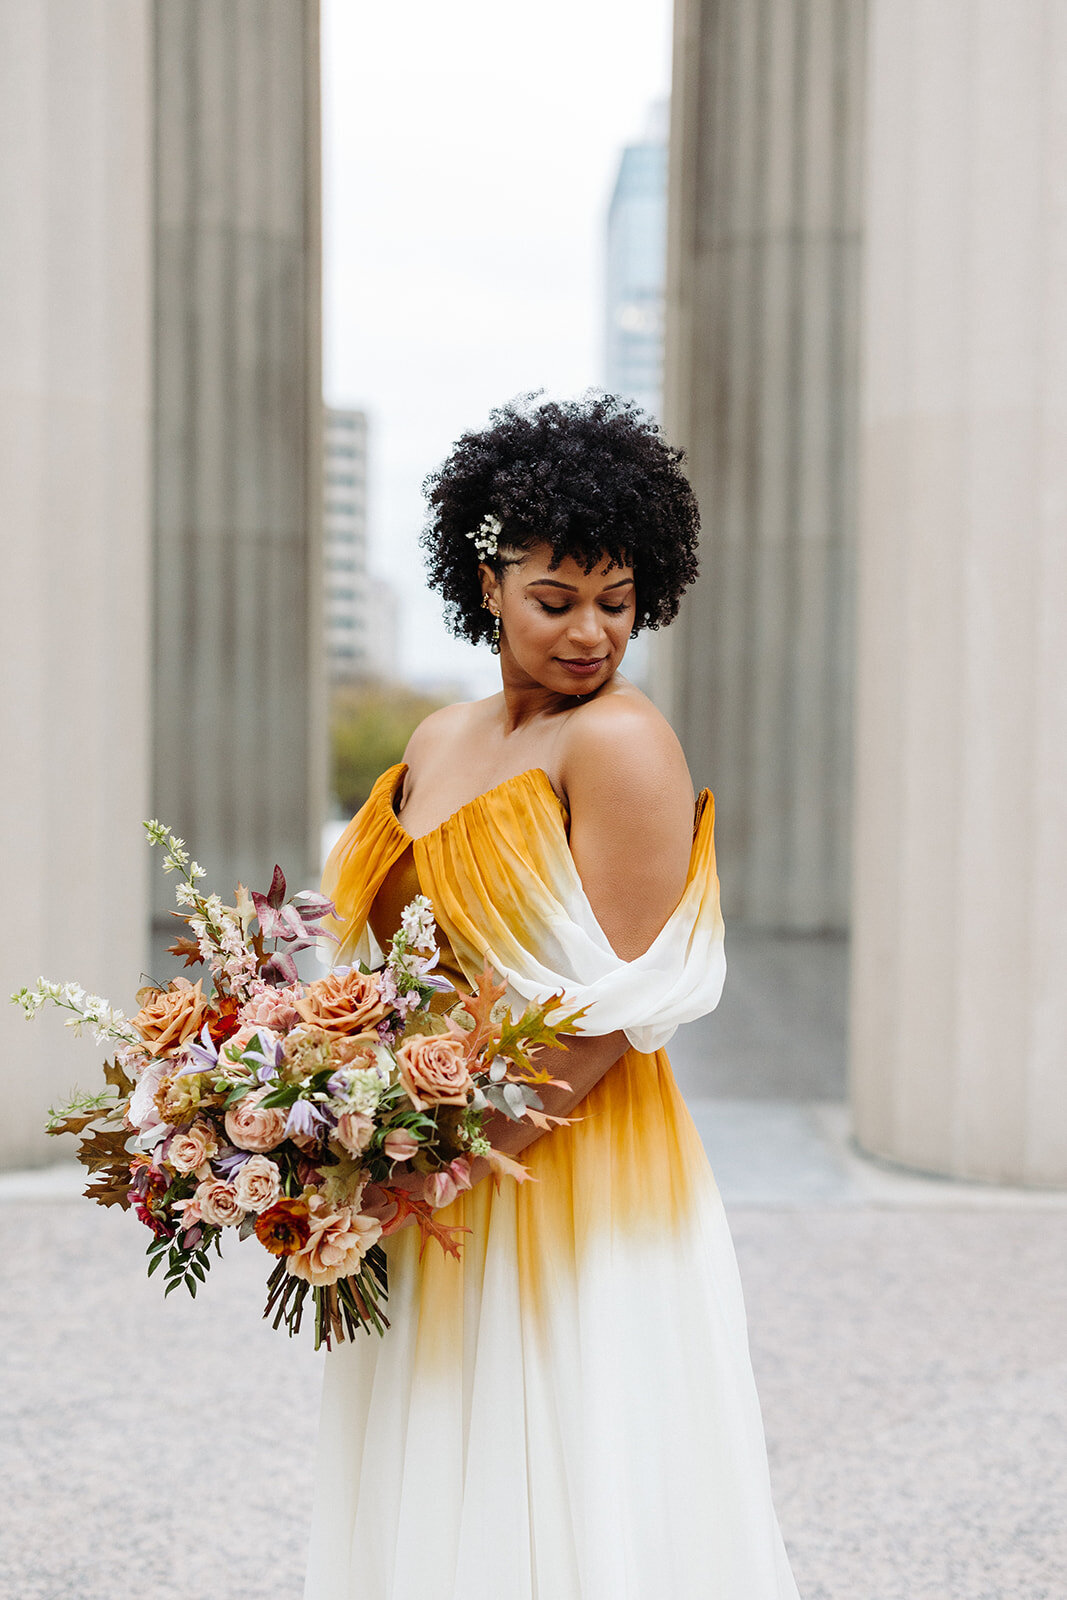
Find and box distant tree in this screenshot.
[330,683,449,818]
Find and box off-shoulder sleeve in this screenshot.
[320,764,410,969]
[413,775,726,1054]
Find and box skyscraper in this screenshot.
[604,101,668,421]
[323,406,397,682]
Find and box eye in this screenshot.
[537,601,569,615]
[601,603,628,615]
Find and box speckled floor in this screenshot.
[2,1171,1065,1600]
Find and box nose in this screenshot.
[566,605,606,651]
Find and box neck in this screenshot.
[497,652,601,733]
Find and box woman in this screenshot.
[304,395,801,1600]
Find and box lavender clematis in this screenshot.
[175,1022,220,1077]
[285,1100,329,1141]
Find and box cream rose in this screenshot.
[285,1195,383,1287]
[194,1178,244,1227]
[232,1153,282,1213]
[396,1031,473,1112]
[131,977,210,1056]
[334,1111,374,1157]
[293,968,392,1037]
[168,1119,219,1175]
[224,1088,288,1153]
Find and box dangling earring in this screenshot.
[483,594,501,654]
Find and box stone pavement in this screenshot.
[3,1111,1065,1600]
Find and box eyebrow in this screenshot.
[525,577,635,593]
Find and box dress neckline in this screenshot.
[386,762,567,845]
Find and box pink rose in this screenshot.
[224,1088,288,1152]
[285,1195,383,1287]
[383,1127,420,1163]
[167,1119,219,1176]
[232,1154,282,1213]
[334,1111,375,1157]
[396,1030,473,1112]
[194,1178,244,1227]
[238,982,304,1033]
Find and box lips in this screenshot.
[557,656,607,676]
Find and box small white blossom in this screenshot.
[399,895,437,953]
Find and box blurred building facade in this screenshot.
[605,103,668,421]
[324,406,398,683]
[664,0,1067,1186]
[0,0,323,1168]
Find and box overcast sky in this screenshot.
[322,0,672,697]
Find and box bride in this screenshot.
[304,394,801,1599]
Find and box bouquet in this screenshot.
[12,821,581,1348]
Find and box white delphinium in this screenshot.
[9,977,141,1046]
[400,895,437,953]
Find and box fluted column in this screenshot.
[849,1,1067,1185]
[152,0,324,949]
[0,0,153,1164]
[662,0,865,930]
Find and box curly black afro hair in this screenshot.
[420,392,700,645]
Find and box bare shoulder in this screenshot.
[400,699,477,768]
[559,683,695,817]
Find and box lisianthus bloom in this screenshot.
[254,1197,312,1256]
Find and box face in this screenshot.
[481,542,636,696]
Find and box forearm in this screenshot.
[469,1027,629,1180]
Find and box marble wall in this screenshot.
[0,0,154,1165]
[849,0,1067,1185]
[661,0,865,931]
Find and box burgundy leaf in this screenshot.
[266,864,287,909]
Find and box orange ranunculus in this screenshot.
[131,977,210,1056]
[254,1197,312,1256]
[293,968,392,1037]
[395,1030,473,1112]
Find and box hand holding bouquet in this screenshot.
[12,822,582,1348]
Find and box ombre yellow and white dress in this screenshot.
[304,764,800,1600]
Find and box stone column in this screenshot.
[849,1,1067,1185]
[661,0,865,930]
[0,0,153,1165]
[151,0,324,956]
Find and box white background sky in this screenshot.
[322,0,672,698]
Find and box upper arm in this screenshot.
[561,704,696,961]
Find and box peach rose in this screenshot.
[285,1195,383,1287]
[194,1178,244,1227]
[224,1088,288,1153]
[382,1127,420,1163]
[334,1111,374,1157]
[293,968,392,1037]
[396,1032,473,1112]
[168,1119,219,1175]
[132,977,209,1056]
[232,1154,282,1213]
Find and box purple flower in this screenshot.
[213,1146,252,1179]
[284,1100,329,1141]
[243,1030,285,1082]
[175,1022,219,1077]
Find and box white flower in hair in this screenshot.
[466,512,502,560]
